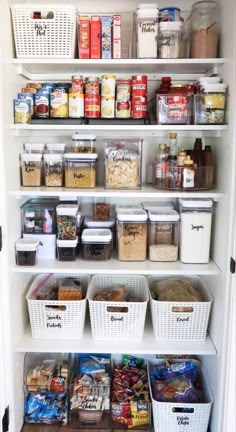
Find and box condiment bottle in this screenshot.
[204,145,213,189]
[177,148,187,189]
[158,77,172,94]
[155,143,167,188]
[169,132,179,157]
[182,155,195,189]
[192,138,204,188]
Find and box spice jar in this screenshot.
[159,21,182,58]
[81,229,112,261]
[15,238,40,266]
[21,153,43,187]
[117,210,147,261]
[43,154,64,187]
[136,4,159,58]
[64,153,97,188]
[148,210,179,261]
[179,199,213,263]
[56,204,78,240]
[57,237,78,261]
[93,198,111,221]
[190,1,219,58]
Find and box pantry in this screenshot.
[0,0,235,431]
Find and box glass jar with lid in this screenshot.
[148,210,179,261]
[117,209,147,261]
[190,1,219,58]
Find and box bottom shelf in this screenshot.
[15,321,216,355]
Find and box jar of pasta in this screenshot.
[117,210,147,261]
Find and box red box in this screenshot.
[91,16,101,59]
[113,15,122,59]
[79,16,90,59]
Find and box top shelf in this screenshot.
[12,58,225,80]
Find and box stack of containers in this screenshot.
[56,204,80,261]
[195,76,227,124]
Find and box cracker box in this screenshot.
[113,15,122,59]
[91,16,101,59]
[79,16,90,59]
[101,16,112,59]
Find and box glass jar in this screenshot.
[56,204,78,240]
[179,199,213,263]
[64,153,97,188]
[81,229,112,260]
[136,4,159,58]
[57,237,78,261]
[190,1,219,58]
[93,197,111,221]
[117,210,147,261]
[15,238,40,266]
[159,22,182,58]
[105,139,142,189]
[71,133,96,153]
[21,153,43,187]
[148,210,179,261]
[43,154,64,187]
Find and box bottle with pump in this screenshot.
[182,155,195,189]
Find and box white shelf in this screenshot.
[9,185,223,201]
[12,58,225,79]
[15,323,217,355]
[12,258,221,275]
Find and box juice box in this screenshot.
[91,16,101,59]
[101,16,112,59]
[79,16,90,59]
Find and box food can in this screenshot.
[131,95,147,118]
[18,93,35,116]
[131,75,148,97]
[116,100,131,118]
[22,87,37,94]
[26,83,42,90]
[116,79,131,102]
[55,86,68,93]
[101,96,115,118]
[72,76,84,93]
[35,92,50,118]
[85,77,100,95]
[101,75,116,97]
[41,85,55,94]
[85,94,101,118]
[14,99,31,124]
[50,90,68,118]
[69,91,84,118]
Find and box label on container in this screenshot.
[50,92,68,118]
[14,100,31,124]
[85,94,101,118]
[101,97,115,118]
[35,93,49,118]
[69,92,84,118]
[183,168,194,188]
[131,96,147,118]
[167,95,188,119]
[116,101,131,118]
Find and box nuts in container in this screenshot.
[105,139,142,189]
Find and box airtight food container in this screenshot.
[64,153,97,188]
[57,237,78,261]
[81,229,112,261]
[15,238,40,266]
[194,84,227,124]
[117,210,148,261]
[43,153,64,187]
[56,204,78,240]
[21,153,43,187]
[148,210,179,262]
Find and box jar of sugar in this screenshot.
[136,4,159,59]
[179,199,213,263]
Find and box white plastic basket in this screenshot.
[87,274,149,341]
[148,276,213,341]
[11,5,76,58]
[27,274,89,340]
[148,359,213,432]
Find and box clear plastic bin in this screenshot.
[21,153,43,186]
[194,92,226,125]
[105,139,142,189]
[81,229,112,260]
[21,198,58,234]
[56,204,78,240]
[117,209,147,261]
[148,210,179,262]
[43,153,64,187]
[156,94,192,124]
[64,153,97,188]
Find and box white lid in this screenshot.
[43,153,63,162]
[25,211,35,217]
[201,83,227,92]
[199,76,221,84]
[57,237,78,247]
[46,143,66,151]
[21,153,42,162]
[24,143,45,151]
[64,153,98,160]
[117,209,148,222]
[159,21,182,31]
[116,204,143,212]
[15,238,40,251]
[142,201,174,211]
[72,133,96,141]
[56,204,78,216]
[179,199,213,209]
[137,9,159,16]
[81,228,112,243]
[84,217,115,228]
[148,209,179,222]
[138,3,159,8]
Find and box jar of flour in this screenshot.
[136,4,159,58]
[179,199,213,263]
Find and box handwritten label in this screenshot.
[46,314,62,329]
[25,162,36,173]
[177,416,189,426]
[139,21,156,33]
[111,316,123,322]
[191,224,204,231]
[177,316,190,322]
[34,23,47,37]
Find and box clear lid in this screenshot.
[81,228,112,243]
[148,209,179,222]
[24,143,45,152]
[84,217,115,229]
[57,237,78,247]
[142,201,174,211]
[72,133,96,142]
[15,238,40,251]
[45,143,66,152]
[43,153,63,162]
[116,204,143,212]
[159,21,182,30]
[64,153,98,160]
[21,153,42,162]
[117,209,148,222]
[179,199,213,209]
[56,204,78,216]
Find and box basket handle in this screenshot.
[106,306,129,313]
[45,305,66,312]
[30,10,55,20]
[172,407,194,414]
[172,306,194,313]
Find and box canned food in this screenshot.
[131,75,148,97]
[116,79,131,102]
[55,86,68,93]
[85,94,101,118]
[35,92,50,118]
[85,77,100,95]
[69,91,84,118]
[116,101,131,118]
[101,75,116,97]
[101,96,115,118]
[26,83,42,90]
[41,85,55,93]
[131,96,147,119]
[72,76,84,93]
[14,99,31,124]
[50,90,68,118]
[18,93,35,116]
[22,87,37,94]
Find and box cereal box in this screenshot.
[113,15,122,59]
[79,16,90,59]
[101,16,112,59]
[91,16,101,59]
